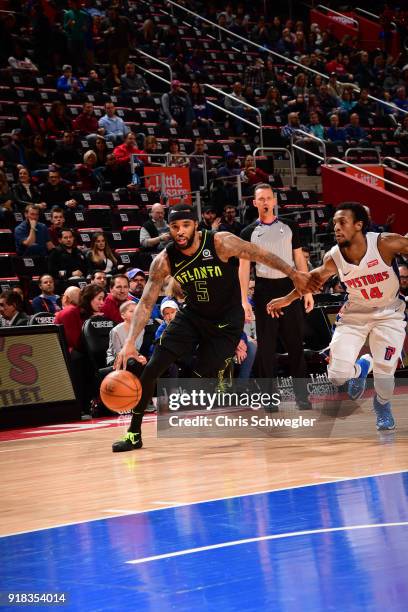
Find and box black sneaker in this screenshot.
[112,432,143,452]
[296,398,313,410]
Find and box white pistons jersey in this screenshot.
[329,232,401,313]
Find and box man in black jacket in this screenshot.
[48,228,87,282]
[0,290,29,326]
[40,169,80,211]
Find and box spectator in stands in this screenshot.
[140,203,170,253]
[113,132,146,167]
[102,63,124,95]
[326,114,347,144]
[8,41,38,72]
[12,167,46,211]
[345,113,369,146]
[92,136,109,167]
[353,51,375,89]
[337,89,357,121]
[398,264,408,298]
[101,153,132,189]
[52,132,82,170]
[0,290,29,326]
[63,1,90,72]
[79,283,105,319]
[72,102,99,137]
[40,169,79,211]
[54,285,81,349]
[292,72,309,99]
[308,112,325,140]
[244,58,266,92]
[48,228,87,281]
[86,232,118,275]
[90,270,107,291]
[126,267,161,326]
[353,88,376,124]
[317,84,338,118]
[190,82,213,128]
[75,150,101,190]
[48,206,66,246]
[0,170,15,218]
[14,204,53,256]
[121,63,151,96]
[327,73,355,100]
[56,64,84,94]
[84,69,104,95]
[218,151,241,179]
[260,87,284,121]
[21,103,47,141]
[224,81,252,135]
[189,137,215,191]
[198,205,221,231]
[394,115,408,154]
[101,6,133,69]
[98,102,130,144]
[32,274,61,314]
[161,80,194,129]
[46,101,72,137]
[281,113,318,174]
[106,300,146,366]
[144,136,161,165]
[0,129,27,170]
[168,140,189,167]
[393,87,408,117]
[276,27,295,56]
[102,274,130,323]
[12,284,32,316]
[240,155,269,188]
[219,205,243,236]
[26,134,49,173]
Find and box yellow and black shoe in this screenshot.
[112,432,143,452]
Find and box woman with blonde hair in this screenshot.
[86,231,118,274]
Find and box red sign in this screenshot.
[345,165,385,189]
[144,167,192,205]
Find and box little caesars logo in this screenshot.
[277,373,337,399]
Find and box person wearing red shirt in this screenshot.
[113,132,147,166]
[55,286,82,351]
[102,274,130,323]
[72,101,100,136]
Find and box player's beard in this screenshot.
[175,229,196,251]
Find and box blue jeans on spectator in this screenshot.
[238,338,257,379]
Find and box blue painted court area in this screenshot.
[1,472,408,612]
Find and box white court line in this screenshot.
[102,509,138,515]
[127,521,408,565]
[1,468,407,538]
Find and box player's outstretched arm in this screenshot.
[267,253,338,317]
[215,232,322,295]
[379,233,408,258]
[114,252,170,370]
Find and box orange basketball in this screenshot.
[100,370,142,414]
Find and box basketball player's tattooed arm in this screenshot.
[378,233,408,263]
[215,232,322,295]
[114,252,171,369]
[266,253,338,317]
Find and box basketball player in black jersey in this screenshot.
[112,204,321,451]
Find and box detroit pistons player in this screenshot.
[267,202,408,430]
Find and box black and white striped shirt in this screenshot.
[240,218,301,279]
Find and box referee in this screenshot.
[239,183,313,409]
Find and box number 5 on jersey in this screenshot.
[195,280,209,301]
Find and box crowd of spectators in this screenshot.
[1,1,407,415]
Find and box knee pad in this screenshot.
[327,358,355,387]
